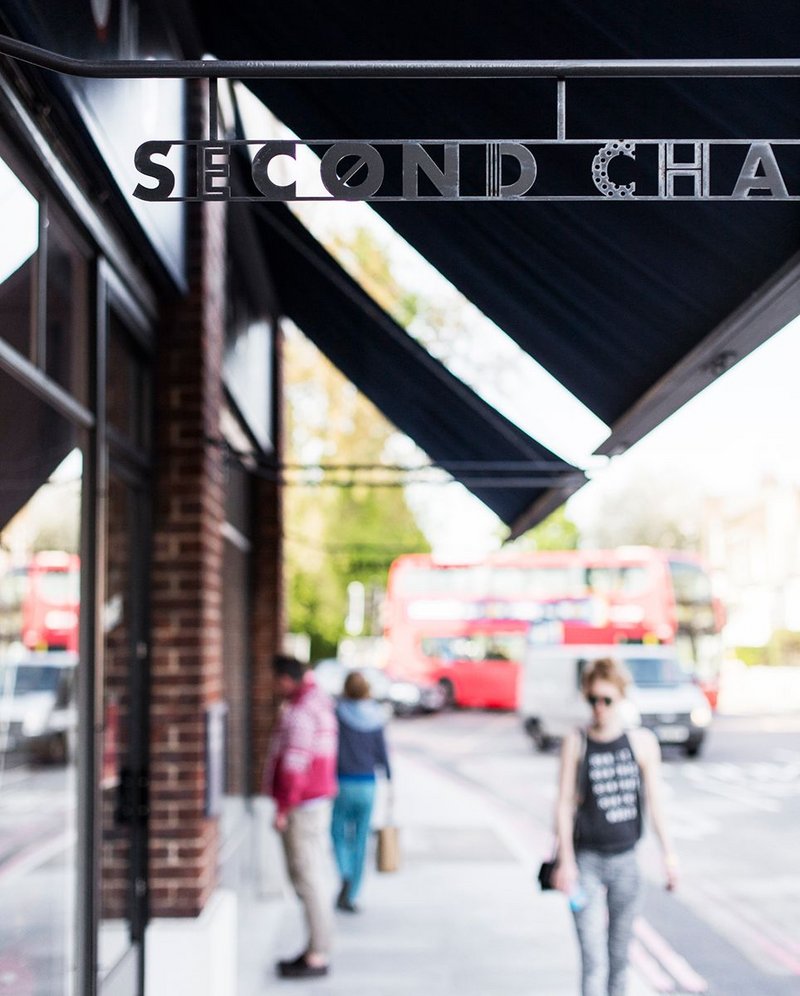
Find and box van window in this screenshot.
[0,663,66,696]
[626,656,692,687]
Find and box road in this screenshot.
[389,708,800,996]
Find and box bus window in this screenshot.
[585,565,648,595]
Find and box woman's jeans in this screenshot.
[331,777,376,902]
[573,848,641,996]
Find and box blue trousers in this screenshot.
[331,778,376,902]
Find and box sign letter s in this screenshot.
[133,142,176,201]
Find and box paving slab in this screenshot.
[241,750,657,995]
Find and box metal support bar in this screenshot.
[208,79,218,141]
[557,78,566,140]
[3,34,800,79]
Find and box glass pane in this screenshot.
[98,474,134,982]
[0,368,81,994]
[45,212,90,404]
[107,316,150,452]
[669,560,713,603]
[0,153,39,359]
[106,317,135,442]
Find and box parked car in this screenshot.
[0,650,77,763]
[312,658,350,698]
[386,678,447,716]
[312,658,445,716]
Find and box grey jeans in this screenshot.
[573,848,641,996]
[282,801,334,957]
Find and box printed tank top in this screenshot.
[574,731,643,855]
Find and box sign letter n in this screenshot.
[402,144,459,199]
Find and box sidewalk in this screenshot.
[241,749,658,995]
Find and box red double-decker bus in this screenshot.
[383,547,725,710]
[22,551,80,653]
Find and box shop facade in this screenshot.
[0,3,283,993]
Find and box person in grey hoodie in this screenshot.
[332,670,392,912]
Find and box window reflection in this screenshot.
[0,369,81,995]
[0,154,39,359]
[45,212,89,404]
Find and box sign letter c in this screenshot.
[592,141,636,199]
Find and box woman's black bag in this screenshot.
[537,857,557,891]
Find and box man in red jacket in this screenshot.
[263,655,338,979]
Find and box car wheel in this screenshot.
[685,736,704,758]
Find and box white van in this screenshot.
[520,642,712,757]
[0,650,78,763]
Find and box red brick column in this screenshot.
[149,81,227,917]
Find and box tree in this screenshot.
[513,505,580,551]
[572,459,702,551]
[283,315,430,662]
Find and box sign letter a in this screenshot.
[732,143,788,198]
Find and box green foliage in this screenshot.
[732,633,800,667]
[766,630,800,666]
[732,646,765,667]
[513,506,580,551]
[283,226,431,661]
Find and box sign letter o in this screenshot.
[320,143,384,200]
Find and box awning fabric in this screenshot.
[252,203,585,532]
[194,0,800,458]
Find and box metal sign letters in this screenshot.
[133,138,800,202]
[4,34,800,203]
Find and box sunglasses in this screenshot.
[587,695,615,707]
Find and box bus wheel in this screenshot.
[438,679,456,710]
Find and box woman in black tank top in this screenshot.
[551,658,679,996]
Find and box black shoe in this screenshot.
[277,956,329,979]
[338,898,360,913]
[277,953,307,972]
[335,880,351,910]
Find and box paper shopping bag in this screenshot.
[376,824,400,872]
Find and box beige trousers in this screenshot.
[281,800,334,957]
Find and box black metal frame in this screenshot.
[99,261,155,996]
[2,33,800,79]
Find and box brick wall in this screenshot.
[148,80,227,917]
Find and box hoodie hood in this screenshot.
[337,698,388,732]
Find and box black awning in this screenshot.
[194,1,800,456]
[253,204,585,533]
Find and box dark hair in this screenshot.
[272,654,306,682]
[343,671,370,700]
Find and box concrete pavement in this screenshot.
[241,748,660,995]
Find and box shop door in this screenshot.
[98,295,152,996]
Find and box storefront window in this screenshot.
[45,211,90,405]
[0,369,81,994]
[107,314,150,451]
[0,154,39,360]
